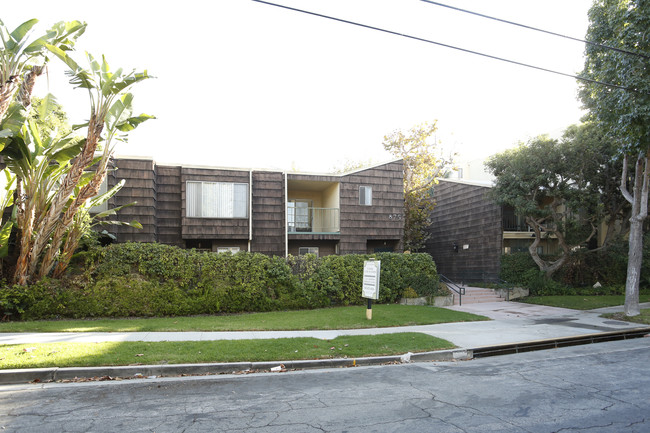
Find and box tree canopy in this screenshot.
[383,121,454,251]
[485,123,625,277]
[578,0,650,316]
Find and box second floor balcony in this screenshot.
[288,206,340,234]
[502,214,532,232]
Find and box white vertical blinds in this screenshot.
[186,181,248,218]
[359,186,372,205]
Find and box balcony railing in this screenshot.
[288,207,340,234]
[502,215,532,232]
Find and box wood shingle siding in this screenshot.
[106,158,157,243]
[104,158,404,257]
[337,161,404,254]
[154,165,182,246]
[425,179,502,282]
[251,171,285,256]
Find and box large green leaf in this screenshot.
[47,137,85,164]
[0,220,13,258]
[87,179,125,209]
[0,103,28,136]
[46,20,86,51]
[95,219,143,229]
[0,135,33,166]
[110,70,153,95]
[5,19,38,51]
[105,93,134,130]
[116,113,155,132]
[45,44,94,89]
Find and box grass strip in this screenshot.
[0,333,453,369]
[516,294,650,310]
[0,305,487,333]
[602,309,650,325]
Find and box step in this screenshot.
[452,287,505,305]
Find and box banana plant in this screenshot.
[0,19,86,128]
[0,169,16,260]
[2,107,85,285]
[52,179,143,279]
[30,49,153,281]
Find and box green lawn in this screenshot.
[516,294,650,310]
[0,304,488,333]
[602,309,650,325]
[0,333,454,370]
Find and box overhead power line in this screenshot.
[420,0,650,61]
[252,0,647,95]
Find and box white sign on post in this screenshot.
[362,260,381,300]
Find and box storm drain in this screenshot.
[472,327,650,358]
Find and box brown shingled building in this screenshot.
[99,157,405,257]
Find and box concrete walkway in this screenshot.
[1,302,648,349]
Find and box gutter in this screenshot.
[284,172,288,257]
[248,170,253,252]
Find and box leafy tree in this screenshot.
[578,0,650,316]
[0,18,152,285]
[383,121,454,251]
[485,123,625,278]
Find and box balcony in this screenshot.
[502,215,532,232]
[288,206,340,234]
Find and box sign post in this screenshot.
[362,259,380,320]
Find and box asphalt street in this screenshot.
[1,337,648,433]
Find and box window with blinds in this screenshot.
[186,181,249,218]
[359,186,372,206]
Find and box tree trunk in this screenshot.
[619,152,648,317]
[0,78,19,122]
[625,218,642,316]
[526,216,569,279]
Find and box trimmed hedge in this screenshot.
[0,243,444,320]
[499,234,650,296]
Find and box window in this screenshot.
[298,247,319,256]
[288,200,312,232]
[359,186,372,206]
[89,177,109,213]
[217,247,240,254]
[186,181,248,218]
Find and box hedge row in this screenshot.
[499,234,650,296]
[0,243,444,320]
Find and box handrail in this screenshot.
[439,274,465,306]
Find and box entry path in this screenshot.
[1,302,648,349]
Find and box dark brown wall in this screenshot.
[251,171,285,256]
[107,158,404,257]
[288,240,338,256]
[425,180,502,282]
[155,165,182,247]
[338,161,404,254]
[107,158,157,242]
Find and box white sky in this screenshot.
[6,0,592,173]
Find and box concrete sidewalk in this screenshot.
[1,302,649,384]
[1,302,648,348]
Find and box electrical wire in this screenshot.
[252,0,647,95]
[420,0,650,61]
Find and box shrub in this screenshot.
[6,243,441,320]
[402,287,418,298]
[499,253,538,286]
[0,282,34,320]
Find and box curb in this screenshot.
[2,327,648,385]
[0,348,473,385]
